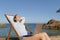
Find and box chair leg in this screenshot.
[7,24,12,40]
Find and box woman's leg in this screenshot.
[34,33,46,40]
[24,33,47,40]
[23,32,50,40]
[33,32,50,40]
[41,32,51,40]
[33,32,51,40]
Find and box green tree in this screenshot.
[56,9,60,13]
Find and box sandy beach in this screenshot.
[50,36,60,40]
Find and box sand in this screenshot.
[50,36,60,40]
[0,37,6,40]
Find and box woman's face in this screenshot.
[15,15,21,21]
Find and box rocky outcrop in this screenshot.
[43,19,60,29]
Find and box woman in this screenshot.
[13,14,50,40]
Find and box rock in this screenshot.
[43,19,60,29]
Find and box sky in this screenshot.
[0,0,60,23]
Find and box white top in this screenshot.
[7,15,28,36]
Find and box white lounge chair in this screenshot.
[5,14,28,40]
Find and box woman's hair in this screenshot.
[13,15,17,22]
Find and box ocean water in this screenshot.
[0,23,60,37]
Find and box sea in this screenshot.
[0,23,60,37]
